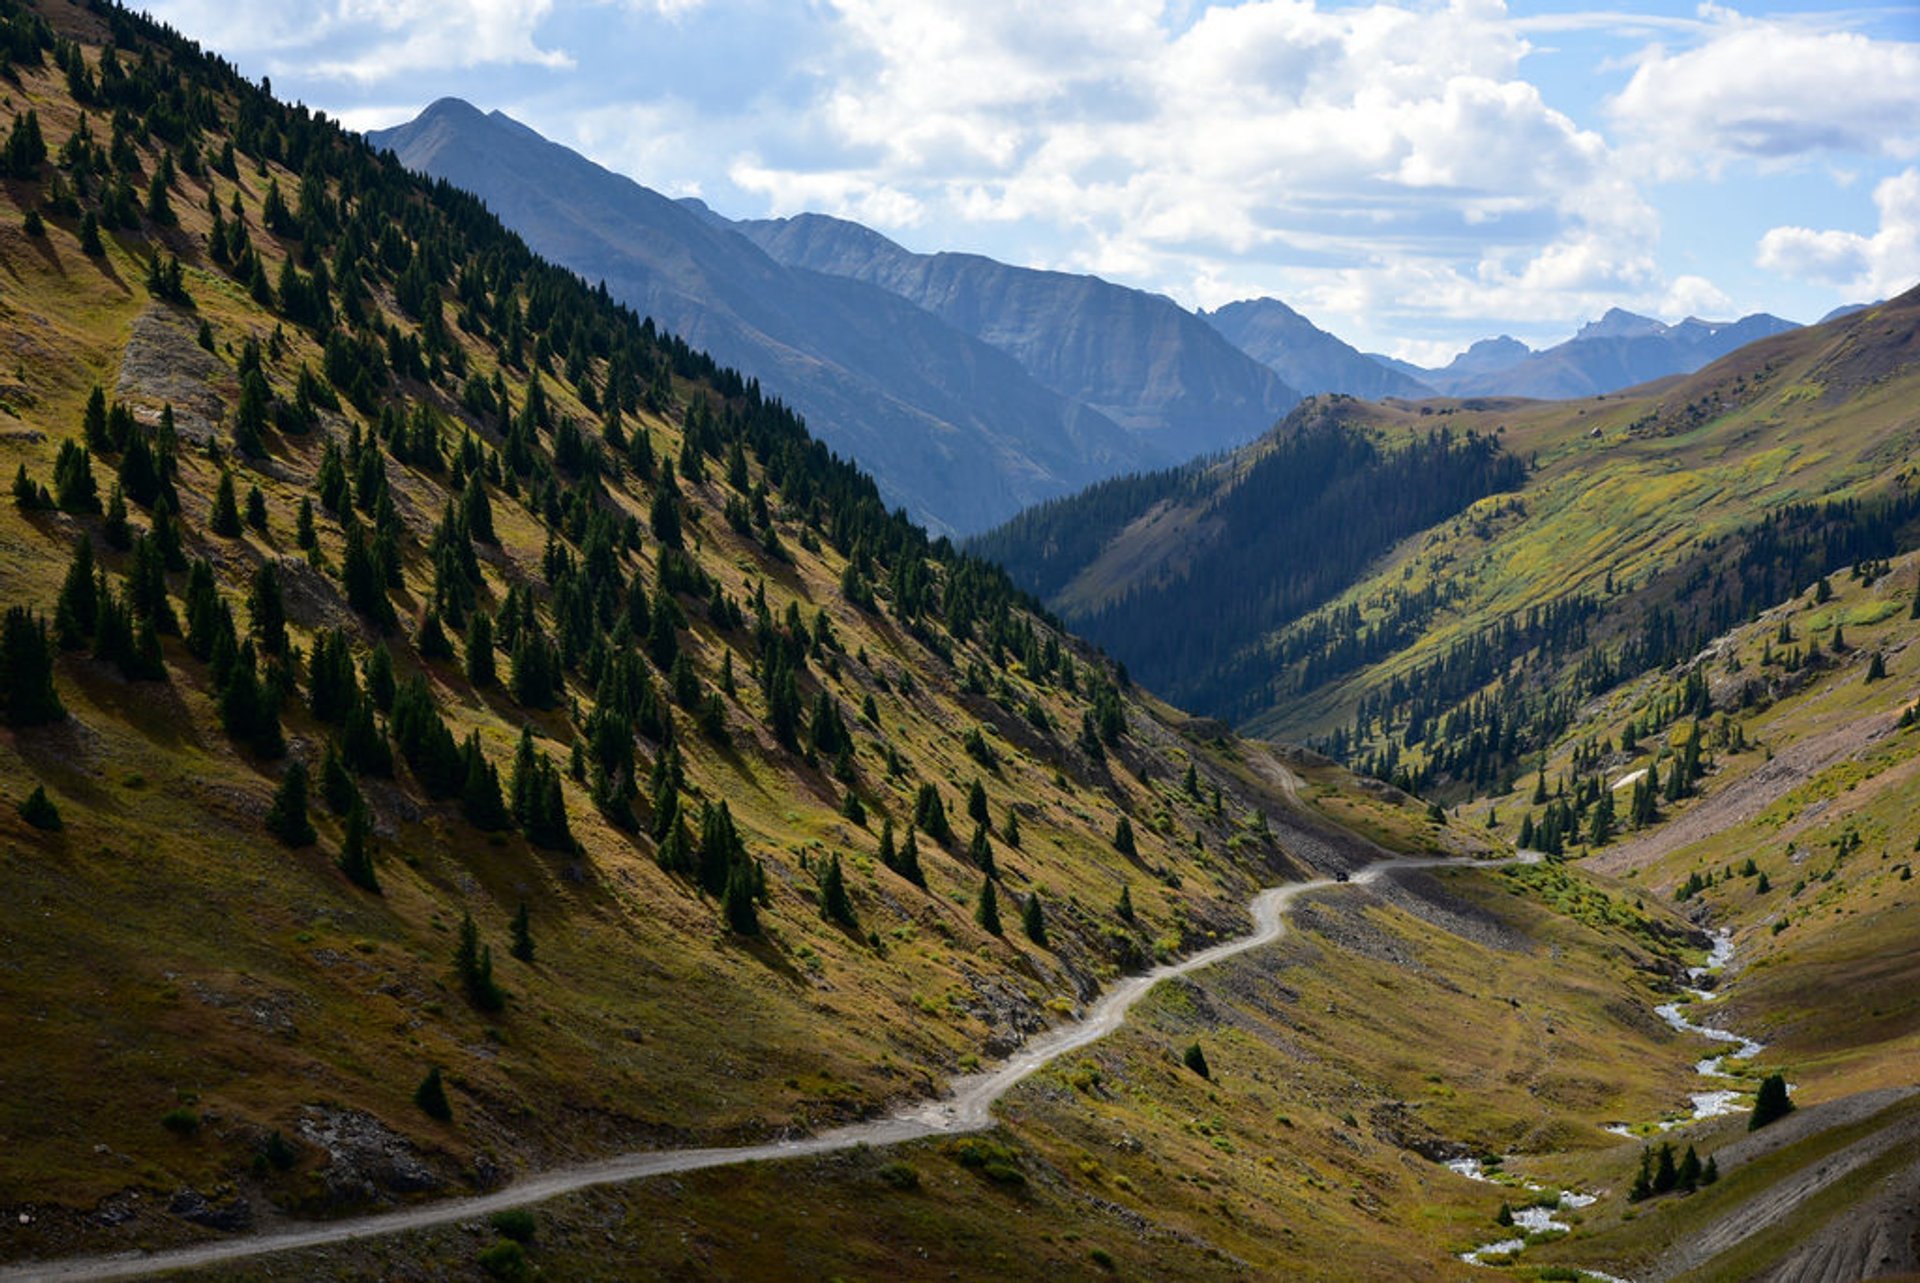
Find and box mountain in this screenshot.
[6,3,1910,1278]
[1197,297,1434,399]
[1411,309,1801,399]
[725,211,1299,456]
[974,285,1920,762]
[370,101,1151,536]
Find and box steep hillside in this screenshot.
[367,101,1150,537]
[0,1,1441,1263]
[1199,297,1434,400]
[728,211,1300,459]
[0,4,1845,1280]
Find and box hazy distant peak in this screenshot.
[1574,307,1665,342]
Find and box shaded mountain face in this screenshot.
[371,102,1151,535]
[728,211,1299,459]
[1198,297,1434,400]
[1410,310,1801,399]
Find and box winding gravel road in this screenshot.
[5,855,1498,1282]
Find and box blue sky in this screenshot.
[146,1,1919,364]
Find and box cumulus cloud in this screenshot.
[1609,11,1920,178]
[766,0,1654,333]
[146,0,572,82]
[1757,168,1920,299]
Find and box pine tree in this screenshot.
[1677,1144,1702,1192]
[1702,1154,1719,1185]
[1183,1041,1210,1079]
[969,821,996,878]
[209,471,243,535]
[413,1066,452,1122]
[1117,883,1135,924]
[1749,1073,1794,1130]
[264,761,316,846]
[1629,1147,1653,1202]
[337,800,379,892]
[1866,652,1886,683]
[819,852,856,928]
[1113,815,1137,859]
[54,535,98,650]
[974,877,1003,936]
[1022,890,1048,947]
[465,611,496,687]
[1653,1141,1678,1193]
[1003,804,1022,848]
[510,902,535,963]
[722,861,760,936]
[321,740,360,816]
[18,784,61,831]
[2,607,64,726]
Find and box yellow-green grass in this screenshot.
[176,858,1704,1279]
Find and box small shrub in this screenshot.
[477,1239,530,1282]
[18,785,61,830]
[414,1066,452,1122]
[160,1107,200,1135]
[261,1129,299,1171]
[876,1162,920,1191]
[1089,1247,1117,1271]
[489,1208,536,1243]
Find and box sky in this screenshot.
[143,0,1920,365]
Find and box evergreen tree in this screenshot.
[53,441,99,514]
[1749,1073,1794,1130]
[1117,883,1135,924]
[1702,1155,1719,1185]
[1653,1141,1678,1194]
[465,611,496,687]
[320,740,359,816]
[337,800,379,892]
[913,783,951,845]
[454,912,506,1012]
[264,760,316,846]
[819,852,856,928]
[1113,815,1137,859]
[968,821,996,878]
[1866,652,1886,683]
[1183,1041,1210,1079]
[1,607,63,726]
[209,471,242,535]
[54,535,98,650]
[18,784,61,831]
[510,902,535,963]
[974,877,1003,936]
[1022,890,1048,947]
[1628,1147,1654,1202]
[722,860,760,935]
[413,1066,451,1122]
[1677,1144,1702,1192]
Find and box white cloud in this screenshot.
[146,0,573,82]
[1757,168,1920,299]
[1660,273,1734,318]
[1609,11,1920,178]
[766,0,1658,333]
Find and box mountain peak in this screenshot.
[1574,307,1666,342]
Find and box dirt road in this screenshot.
[4,856,1497,1282]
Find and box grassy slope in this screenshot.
[188,855,1710,1281]
[1238,297,1920,742]
[1449,549,1920,1277]
[0,7,1817,1278]
[0,5,1376,1257]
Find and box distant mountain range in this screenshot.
[372,100,1162,535]
[1197,298,1435,400]
[720,211,1297,457]
[373,100,1842,532]
[1358,307,1801,400]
